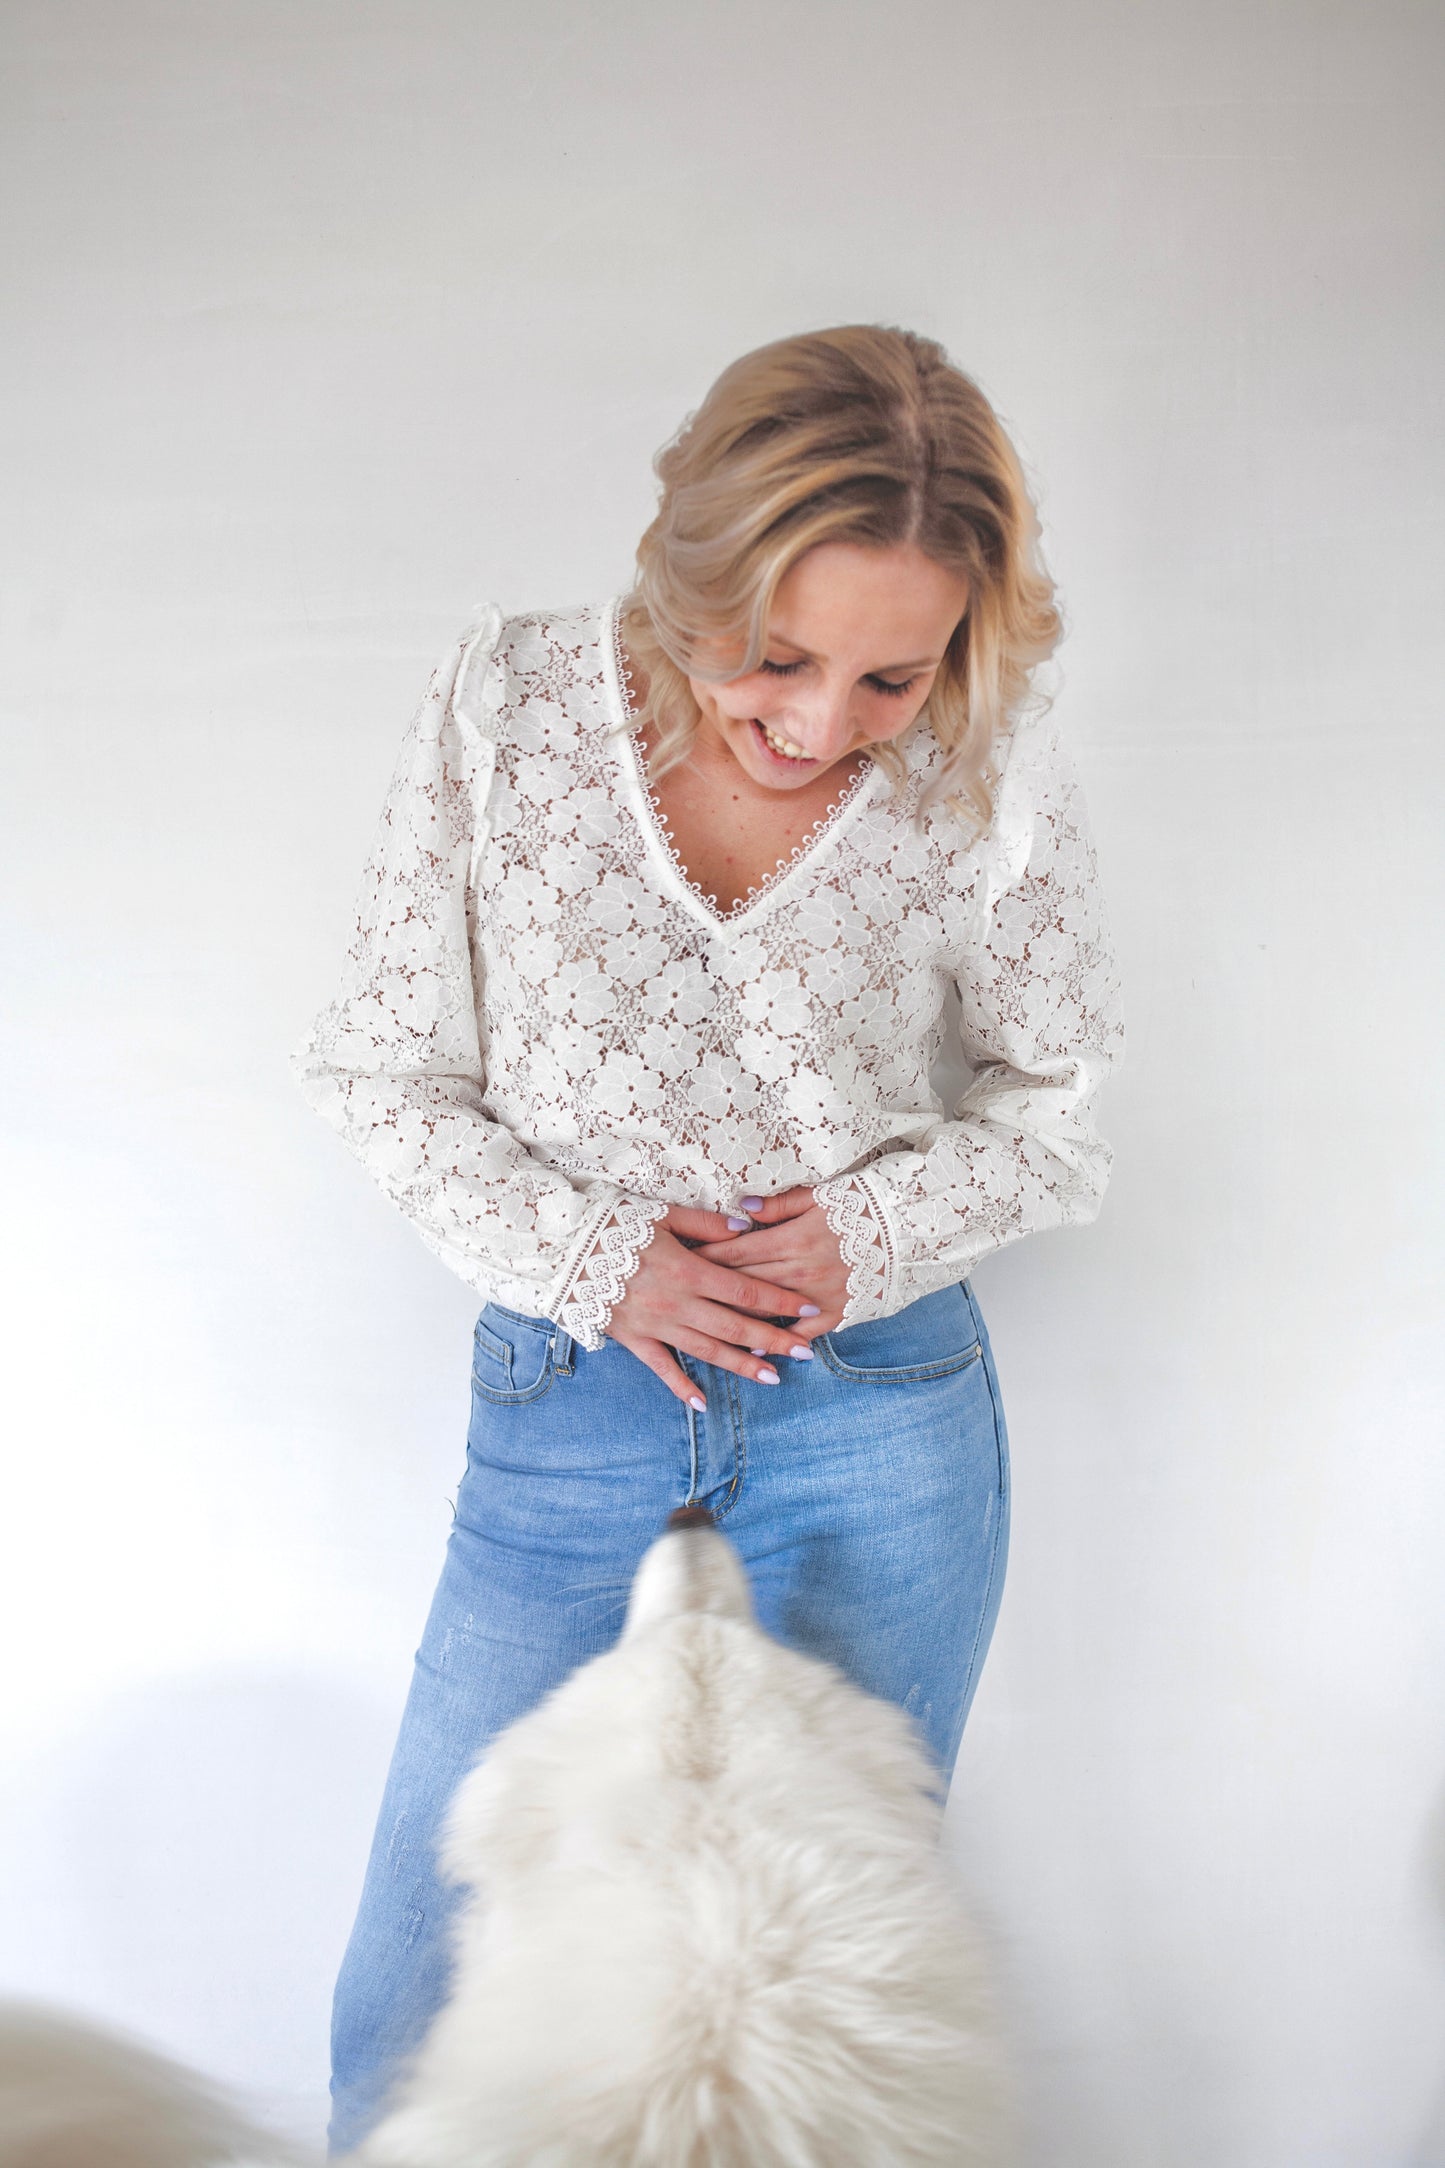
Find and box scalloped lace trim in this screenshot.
[814,1172,895,1326]
[609,598,876,926]
[610,600,642,719]
[552,1195,669,1351]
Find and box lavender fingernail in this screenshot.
[756,1366,780,1385]
[741,1196,763,1212]
[798,1303,822,1317]
[789,1343,814,1360]
[726,1216,752,1231]
[689,1394,706,1412]
[750,1347,767,1357]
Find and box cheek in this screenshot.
[866,703,920,742]
[713,684,776,725]
[867,686,934,741]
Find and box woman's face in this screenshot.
[686,540,970,792]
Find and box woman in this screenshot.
[293,323,1124,2152]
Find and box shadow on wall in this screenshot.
[0,1668,403,2137]
[1411,1775,1445,2168]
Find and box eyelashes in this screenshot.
[757,659,919,698]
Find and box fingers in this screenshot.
[735,1186,815,1224]
[687,1255,812,1318]
[611,1328,814,1405]
[667,1296,819,1366]
[605,1227,827,1389]
[667,1303,818,1380]
[613,1333,708,1409]
[664,1202,756,1244]
[690,1229,794,1268]
[667,1326,811,1383]
[663,1193,814,1254]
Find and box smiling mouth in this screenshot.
[751,718,815,764]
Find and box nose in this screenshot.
[781,687,857,760]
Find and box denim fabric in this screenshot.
[327,1279,1010,2155]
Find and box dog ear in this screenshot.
[437,1733,559,1890]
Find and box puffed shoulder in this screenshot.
[446,600,508,738]
[977,703,1079,878]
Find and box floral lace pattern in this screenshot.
[292,597,1124,1346]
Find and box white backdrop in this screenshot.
[3,3,1443,2160]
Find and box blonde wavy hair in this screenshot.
[617,324,1063,832]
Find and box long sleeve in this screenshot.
[290,605,666,1349]
[813,706,1125,1325]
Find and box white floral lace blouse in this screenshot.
[291,597,1124,1351]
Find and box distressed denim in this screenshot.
[327,1278,1010,2155]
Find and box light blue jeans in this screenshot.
[327,1279,1010,2155]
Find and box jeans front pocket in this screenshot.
[470,1304,558,1404]
[817,1280,983,1383]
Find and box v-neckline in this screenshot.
[598,593,882,935]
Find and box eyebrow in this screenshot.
[765,639,940,673]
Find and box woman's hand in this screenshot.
[688,1187,850,1334]
[605,1204,824,1409]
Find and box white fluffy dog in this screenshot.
[359,1509,1014,2166]
[0,1513,1015,2167]
[0,1998,307,2168]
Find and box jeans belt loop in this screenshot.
[551,1327,575,1376]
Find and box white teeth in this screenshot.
[759,721,810,759]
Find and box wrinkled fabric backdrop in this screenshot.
[2,3,1442,2161]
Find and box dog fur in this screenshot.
[357,1517,1015,2166]
[0,1519,1015,2166]
[0,1998,305,2168]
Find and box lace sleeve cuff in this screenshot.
[545,1192,670,1352]
[812,1170,898,1328]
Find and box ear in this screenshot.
[439,1739,556,1887]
